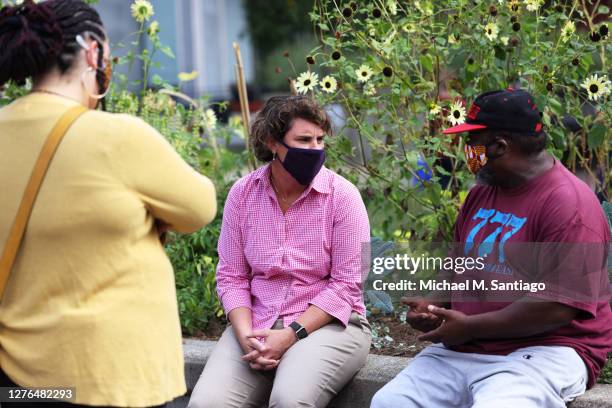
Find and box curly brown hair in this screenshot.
[250,95,332,162]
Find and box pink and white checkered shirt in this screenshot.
[216,164,370,330]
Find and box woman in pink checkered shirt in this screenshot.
[188,95,372,407]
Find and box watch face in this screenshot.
[290,322,308,339]
[296,327,307,339]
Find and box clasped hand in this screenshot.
[239,328,297,371]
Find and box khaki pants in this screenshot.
[188,313,371,408]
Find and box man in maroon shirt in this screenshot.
[372,89,612,408]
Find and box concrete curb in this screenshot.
[174,339,612,408]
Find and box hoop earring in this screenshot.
[81,66,109,100]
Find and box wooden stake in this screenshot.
[233,42,256,170]
[288,78,297,96]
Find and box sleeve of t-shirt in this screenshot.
[112,115,217,233]
[528,187,610,318]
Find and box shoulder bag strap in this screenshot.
[0,105,88,299]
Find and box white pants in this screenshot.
[371,343,588,408]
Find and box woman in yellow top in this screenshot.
[0,1,216,407]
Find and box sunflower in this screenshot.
[448,101,467,126]
[356,64,374,83]
[363,82,377,96]
[320,75,337,93]
[147,21,160,38]
[484,22,499,41]
[448,33,460,44]
[131,0,154,23]
[429,102,442,116]
[524,0,543,12]
[295,71,319,94]
[507,0,521,14]
[560,20,575,43]
[402,23,417,33]
[581,74,610,102]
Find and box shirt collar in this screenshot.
[311,165,331,194]
[254,163,331,194]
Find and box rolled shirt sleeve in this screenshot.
[309,184,370,326]
[216,181,253,314]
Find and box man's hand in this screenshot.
[242,328,297,370]
[401,296,444,333]
[417,305,473,346]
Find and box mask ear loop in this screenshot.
[76,34,111,100]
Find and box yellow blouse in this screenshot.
[0,93,216,406]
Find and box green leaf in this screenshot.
[365,290,394,314]
[152,74,164,86]
[435,165,451,176]
[588,124,606,148]
[493,46,506,60]
[427,183,442,207]
[549,128,566,149]
[318,23,330,31]
[548,98,564,116]
[419,54,433,72]
[160,45,175,59]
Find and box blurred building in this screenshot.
[96,0,255,100]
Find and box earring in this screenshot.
[81,66,109,100]
[272,151,277,161]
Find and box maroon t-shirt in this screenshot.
[451,159,612,388]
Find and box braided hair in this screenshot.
[0,0,106,86]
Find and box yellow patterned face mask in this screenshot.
[464,144,488,174]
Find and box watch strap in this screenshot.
[289,321,308,340]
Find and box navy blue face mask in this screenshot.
[277,140,326,185]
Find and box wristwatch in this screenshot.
[289,321,308,340]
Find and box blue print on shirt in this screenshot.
[464,208,527,263]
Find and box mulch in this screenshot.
[368,315,431,357]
